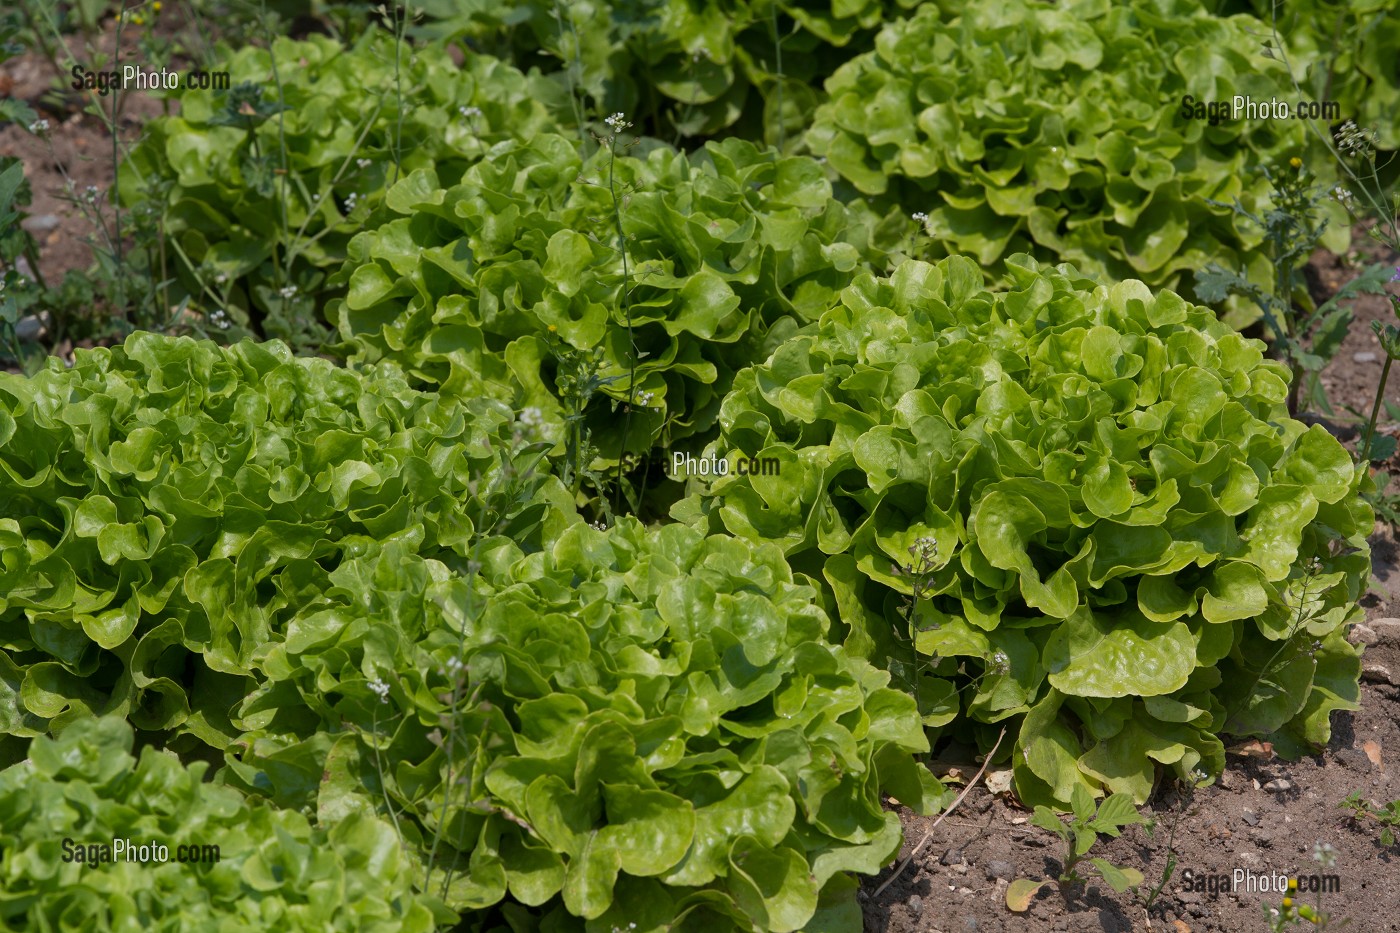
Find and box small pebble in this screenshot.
[21,213,60,234]
[1241,808,1260,826]
[1354,351,1379,363]
[985,859,1016,881]
[908,894,922,914]
[1263,779,1292,793]
[1335,747,1372,773]
[1363,662,1397,686]
[940,847,964,866]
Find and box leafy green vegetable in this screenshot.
[117,32,569,349]
[0,333,569,756]
[680,255,1371,806]
[0,716,451,931]
[329,134,896,483]
[230,518,946,928]
[410,0,923,144]
[806,0,1345,305]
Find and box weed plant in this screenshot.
[1006,785,1146,912]
[1340,790,1400,847]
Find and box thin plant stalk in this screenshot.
[768,1,785,151]
[1267,5,1399,251]
[259,0,292,291]
[551,0,588,151]
[1229,557,1322,730]
[110,4,127,302]
[1361,355,1394,463]
[607,131,636,517]
[389,2,407,186]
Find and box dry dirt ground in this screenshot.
[863,617,1400,933]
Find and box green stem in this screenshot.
[1362,355,1393,463]
[768,1,785,152]
[111,4,126,302]
[610,136,635,517]
[390,3,406,187]
[551,0,588,152]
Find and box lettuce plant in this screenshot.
[806,0,1343,309]
[229,518,945,930]
[0,333,570,759]
[0,716,449,932]
[411,0,923,143]
[329,134,897,485]
[678,255,1370,807]
[116,32,568,349]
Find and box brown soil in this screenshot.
[863,627,1400,933]
[1,13,181,278]
[1311,235,1400,440]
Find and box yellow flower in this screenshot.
[547,324,557,333]
[132,14,145,24]
[1290,157,1303,169]
[153,0,162,9]
[1283,897,1293,908]
[1288,878,1298,890]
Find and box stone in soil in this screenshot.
[984,859,1015,881]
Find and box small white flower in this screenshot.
[1336,120,1377,157]
[1312,841,1337,868]
[517,406,544,427]
[1188,768,1208,784]
[459,105,482,120]
[368,678,391,703]
[604,112,630,131]
[990,650,1009,674]
[356,157,372,168]
[343,192,359,212]
[911,211,928,222]
[632,389,654,407]
[278,285,298,299]
[209,308,231,331]
[28,119,50,134]
[214,272,228,285]
[445,656,464,675]
[1331,185,1358,210]
[83,185,100,203]
[589,519,607,531]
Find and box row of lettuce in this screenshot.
[114,0,1385,358]
[0,334,939,931]
[0,255,1369,928]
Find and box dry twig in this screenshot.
[871,726,1008,900]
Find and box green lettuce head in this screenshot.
[806,0,1346,309]
[678,254,1370,807]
